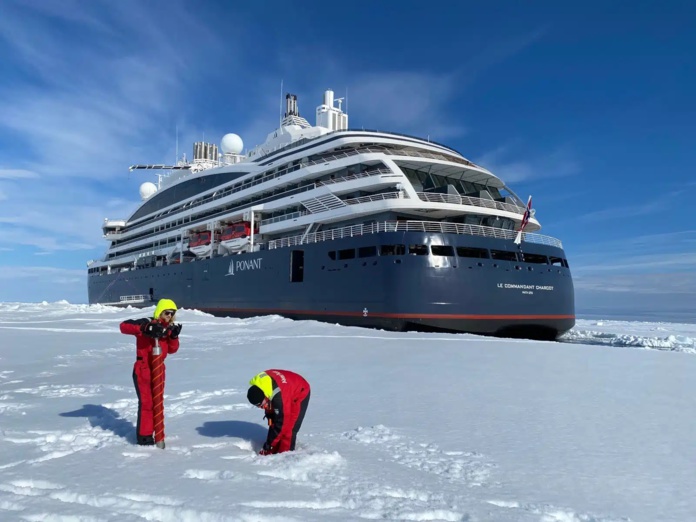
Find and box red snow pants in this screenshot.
[132,357,166,437]
[276,388,311,453]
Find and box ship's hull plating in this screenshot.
[89,232,575,339]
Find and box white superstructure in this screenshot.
[90,89,555,275]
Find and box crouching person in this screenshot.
[247,369,310,455]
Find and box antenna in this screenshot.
[345,86,348,114]
[175,125,179,164]
[279,79,284,129]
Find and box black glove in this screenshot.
[140,321,165,339]
[167,323,182,339]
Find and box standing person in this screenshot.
[120,299,182,446]
[247,369,310,455]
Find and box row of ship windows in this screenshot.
[327,245,569,267]
[131,141,397,231]
[114,162,387,251]
[128,143,478,240]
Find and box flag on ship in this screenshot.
[514,196,533,245]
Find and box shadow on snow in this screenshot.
[196,420,267,446]
[60,404,136,444]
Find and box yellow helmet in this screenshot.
[249,372,273,399]
[153,298,177,319]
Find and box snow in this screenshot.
[0,302,695,521]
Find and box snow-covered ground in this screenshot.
[0,302,694,522]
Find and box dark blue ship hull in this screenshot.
[88,232,575,339]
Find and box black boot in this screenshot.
[137,435,155,446]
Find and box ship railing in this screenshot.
[261,192,402,227]
[416,192,525,214]
[267,220,563,249]
[119,294,150,303]
[261,210,312,226]
[345,191,526,214]
[121,166,392,245]
[257,129,466,164]
[380,148,478,168]
[303,148,360,165]
[128,152,388,231]
[111,185,528,256]
[305,146,477,170]
[344,192,403,205]
[125,145,477,237]
[315,167,395,186]
[300,147,405,168]
[119,167,392,248]
[266,151,388,180]
[261,190,524,229]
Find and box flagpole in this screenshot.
[514,195,532,245]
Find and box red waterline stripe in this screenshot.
[203,307,575,321]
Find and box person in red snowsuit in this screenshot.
[247,369,310,455]
[119,299,182,446]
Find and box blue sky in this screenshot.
[0,0,693,321]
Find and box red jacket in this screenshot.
[258,369,310,449]
[120,318,179,360]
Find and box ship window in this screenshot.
[456,247,489,259]
[380,244,405,256]
[358,246,377,258]
[520,253,548,264]
[328,251,336,260]
[431,245,455,256]
[338,248,355,260]
[408,244,428,255]
[490,250,518,262]
[549,256,564,267]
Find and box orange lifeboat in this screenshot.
[189,231,217,257]
[219,222,254,252]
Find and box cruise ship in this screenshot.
[88,90,574,339]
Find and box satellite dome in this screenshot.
[220,133,244,154]
[139,182,158,200]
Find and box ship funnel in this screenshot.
[193,141,219,162]
[285,93,299,117]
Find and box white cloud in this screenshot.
[569,229,696,306]
[261,69,468,143]
[0,2,226,180]
[0,265,86,302]
[0,265,83,281]
[566,227,696,316]
[0,168,38,179]
[346,72,466,140]
[573,252,696,274]
[575,192,680,223]
[476,144,580,184]
[269,28,546,145]
[574,270,696,295]
[0,180,139,252]
[570,230,696,261]
[0,2,233,255]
